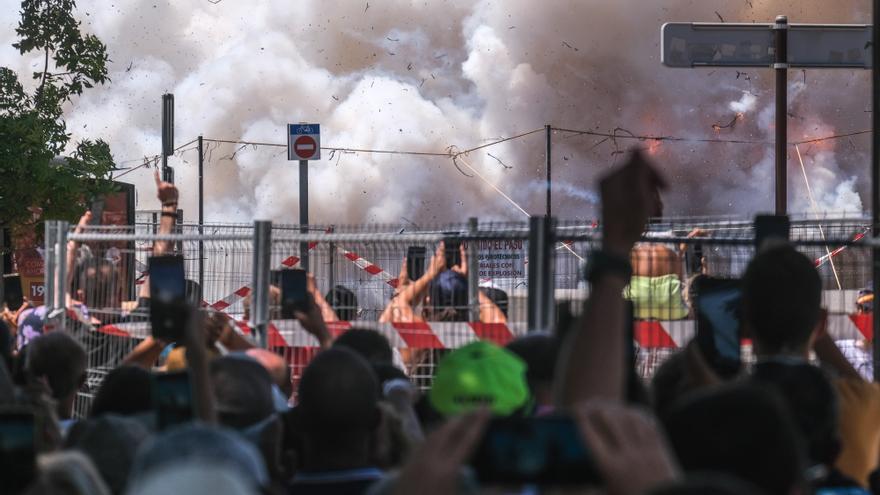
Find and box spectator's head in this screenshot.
[16,305,46,349]
[89,366,152,418]
[129,423,268,491]
[857,282,874,314]
[743,244,822,357]
[482,287,509,317]
[750,362,840,467]
[426,270,468,321]
[297,347,380,471]
[25,332,87,419]
[72,257,122,309]
[128,463,259,495]
[333,328,393,365]
[65,415,151,495]
[651,350,700,417]
[662,383,806,495]
[24,451,111,495]
[326,285,358,321]
[430,341,530,417]
[244,348,292,398]
[505,333,557,409]
[210,355,276,429]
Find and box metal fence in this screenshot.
[36,215,878,417]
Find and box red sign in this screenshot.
[294,136,318,159]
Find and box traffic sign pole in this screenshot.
[774,16,788,216]
[299,159,309,272]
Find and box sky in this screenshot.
[0,0,872,225]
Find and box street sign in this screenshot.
[287,123,321,161]
[660,17,872,216]
[662,22,872,68]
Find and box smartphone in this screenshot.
[443,237,462,270]
[754,215,790,250]
[152,370,194,431]
[0,409,37,493]
[471,415,602,486]
[89,197,105,225]
[3,275,23,310]
[406,246,427,280]
[149,255,190,341]
[693,276,742,378]
[281,269,308,319]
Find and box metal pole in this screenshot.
[774,15,788,216]
[161,94,174,183]
[44,221,57,313]
[252,221,272,349]
[545,124,552,218]
[328,225,335,304]
[467,217,479,322]
[55,221,68,330]
[872,0,880,382]
[198,135,204,292]
[527,216,556,332]
[299,160,309,272]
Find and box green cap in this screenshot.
[429,341,530,416]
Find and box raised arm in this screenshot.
[555,151,665,407]
[138,171,179,298]
[64,211,92,304]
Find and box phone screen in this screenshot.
[471,415,601,486]
[0,410,37,493]
[694,277,742,377]
[3,275,23,310]
[149,255,189,341]
[406,246,426,280]
[444,237,462,270]
[153,371,194,430]
[281,269,308,319]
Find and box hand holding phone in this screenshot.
[471,415,602,486]
[443,237,462,270]
[406,246,427,281]
[149,255,190,341]
[152,370,194,430]
[280,269,308,319]
[692,276,742,378]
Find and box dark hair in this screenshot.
[25,332,87,400]
[743,244,822,354]
[482,287,509,317]
[298,347,379,435]
[427,270,468,321]
[506,333,557,384]
[332,328,393,365]
[90,365,153,418]
[0,319,11,373]
[210,356,276,429]
[662,383,806,495]
[650,351,692,417]
[325,285,358,321]
[65,415,151,495]
[750,362,839,466]
[71,257,120,309]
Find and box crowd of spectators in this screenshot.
[1,152,880,494]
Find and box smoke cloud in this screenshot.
[0,0,870,224]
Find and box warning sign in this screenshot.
[472,239,526,279]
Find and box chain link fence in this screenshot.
[34,215,877,417]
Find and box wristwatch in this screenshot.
[584,250,633,284]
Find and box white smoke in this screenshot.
[0,0,870,224]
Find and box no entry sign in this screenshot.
[288,124,321,161]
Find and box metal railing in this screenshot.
[37,215,879,416]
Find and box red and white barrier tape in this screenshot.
[336,247,399,288]
[209,255,301,311]
[815,229,868,268]
[94,313,876,350]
